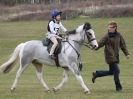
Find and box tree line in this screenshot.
[0,0,88,6]
[0,0,132,6]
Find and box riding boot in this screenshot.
[92,72,97,83]
[49,46,56,59]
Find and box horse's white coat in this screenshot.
[0,23,98,94]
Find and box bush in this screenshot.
[0,3,133,21]
[92,5,133,18]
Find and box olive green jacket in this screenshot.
[97,32,129,64]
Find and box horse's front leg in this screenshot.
[69,62,90,94]
[53,68,69,92]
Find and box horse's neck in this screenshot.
[64,25,84,53]
[68,32,82,42]
[68,25,84,42]
[67,33,83,53]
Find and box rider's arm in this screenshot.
[60,22,67,32]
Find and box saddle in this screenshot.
[42,38,62,67]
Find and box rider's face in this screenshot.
[56,15,61,21]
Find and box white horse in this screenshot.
[0,22,98,94]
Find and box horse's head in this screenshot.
[82,22,98,49]
[67,22,98,49]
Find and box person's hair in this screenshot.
[108,21,117,27]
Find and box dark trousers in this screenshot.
[95,63,122,90]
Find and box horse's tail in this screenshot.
[0,43,25,73]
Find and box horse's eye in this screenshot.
[89,33,92,36]
[87,32,92,36]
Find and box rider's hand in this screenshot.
[65,31,69,35]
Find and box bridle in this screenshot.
[62,29,96,58]
[83,30,96,44]
[83,30,96,48]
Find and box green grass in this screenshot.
[0,17,133,99]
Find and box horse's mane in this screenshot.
[67,22,91,35]
[67,24,84,35]
[67,29,76,35]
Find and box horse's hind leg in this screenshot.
[53,68,69,92]
[33,62,50,92]
[11,58,29,92]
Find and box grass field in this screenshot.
[0,17,133,99]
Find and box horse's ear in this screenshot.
[83,22,91,31]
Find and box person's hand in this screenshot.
[93,47,99,51]
[126,55,130,59]
[65,31,69,35]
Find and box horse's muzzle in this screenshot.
[91,45,98,50]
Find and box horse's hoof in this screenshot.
[52,87,59,93]
[10,88,15,92]
[84,90,91,94]
[45,89,50,93]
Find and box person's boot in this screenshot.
[92,72,97,83]
[116,85,122,92]
[116,88,122,92]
